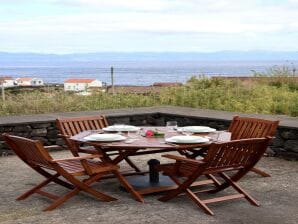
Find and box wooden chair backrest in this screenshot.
[3,134,53,169]
[228,116,279,140]
[56,115,109,137]
[203,138,271,173]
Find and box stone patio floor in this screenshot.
[0,151,297,224]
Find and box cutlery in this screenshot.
[160,141,179,147]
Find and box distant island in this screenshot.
[1,51,298,66]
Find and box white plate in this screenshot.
[83,134,126,142]
[178,126,216,133]
[103,125,141,132]
[165,135,209,144]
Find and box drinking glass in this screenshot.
[127,129,140,140]
[166,121,178,132]
[90,129,101,134]
[114,123,125,134]
[182,130,193,136]
[210,131,220,142]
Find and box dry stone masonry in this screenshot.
[0,107,297,160]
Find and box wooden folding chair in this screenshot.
[157,137,271,216]
[228,116,279,177]
[56,115,141,173]
[3,134,136,211]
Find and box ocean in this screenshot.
[0,60,297,86]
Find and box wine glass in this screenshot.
[182,130,193,136]
[114,123,125,134]
[210,131,220,142]
[181,127,193,136]
[127,130,138,139]
[166,121,178,132]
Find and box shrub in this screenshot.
[0,69,297,117]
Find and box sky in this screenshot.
[0,0,298,53]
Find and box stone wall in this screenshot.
[160,113,298,160]
[0,107,297,160]
[0,122,64,156]
[0,114,157,156]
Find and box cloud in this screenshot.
[0,0,298,52]
[54,0,172,11]
[0,8,293,34]
[288,0,298,4]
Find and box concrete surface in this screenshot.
[0,106,297,128]
[0,151,297,224]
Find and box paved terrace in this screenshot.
[0,150,297,224]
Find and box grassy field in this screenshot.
[1,72,297,117]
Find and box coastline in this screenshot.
[1,60,297,86]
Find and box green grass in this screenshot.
[1,72,297,117]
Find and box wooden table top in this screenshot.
[70,127,231,151]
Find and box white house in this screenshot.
[0,76,15,88]
[16,77,44,86]
[64,78,103,92]
[30,78,44,86]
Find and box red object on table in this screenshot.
[145,130,154,137]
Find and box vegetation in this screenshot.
[1,67,297,117]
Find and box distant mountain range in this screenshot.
[1,51,298,66]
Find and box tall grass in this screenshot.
[1,69,297,117]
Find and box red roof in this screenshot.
[0,76,13,80]
[17,77,33,81]
[153,82,183,87]
[64,79,96,83]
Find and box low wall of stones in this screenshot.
[160,113,298,160]
[0,107,297,160]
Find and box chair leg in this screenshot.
[112,170,144,203]
[44,187,81,211]
[33,167,74,189]
[251,167,271,177]
[159,174,197,202]
[205,174,221,187]
[159,174,215,215]
[219,172,260,206]
[209,169,248,194]
[44,173,117,211]
[17,173,60,200]
[185,188,214,216]
[66,173,117,201]
[124,157,142,173]
[158,177,191,202]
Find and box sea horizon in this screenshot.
[1,59,297,86]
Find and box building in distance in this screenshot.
[15,77,44,86]
[64,78,103,92]
[153,82,183,87]
[0,76,15,88]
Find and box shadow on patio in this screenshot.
[0,150,297,224]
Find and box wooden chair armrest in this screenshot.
[51,154,101,163]
[44,145,64,150]
[162,154,205,165]
[58,133,70,139]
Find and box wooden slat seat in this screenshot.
[56,160,118,176]
[56,115,108,156]
[157,137,272,216]
[2,134,137,211]
[78,146,99,154]
[56,115,141,173]
[229,116,279,140]
[228,116,279,177]
[184,116,279,177]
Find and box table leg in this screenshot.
[96,147,145,202]
[112,170,144,203]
